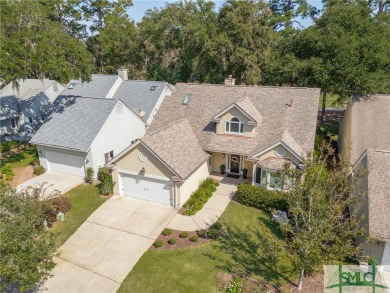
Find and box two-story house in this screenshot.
[106,77,320,208]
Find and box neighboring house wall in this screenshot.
[146,85,173,125]
[105,77,122,99]
[177,161,210,208]
[112,143,174,194]
[89,101,146,175]
[338,104,352,157]
[216,107,255,137]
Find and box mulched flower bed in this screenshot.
[150,229,211,250]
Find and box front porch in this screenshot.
[209,172,251,185]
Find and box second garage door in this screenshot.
[46,150,86,177]
[119,173,172,206]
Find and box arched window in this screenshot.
[225,117,244,134]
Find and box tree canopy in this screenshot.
[0,187,56,292]
[1,0,389,99]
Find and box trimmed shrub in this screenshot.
[153,240,163,248]
[43,197,71,225]
[235,183,288,213]
[208,229,220,240]
[99,171,115,195]
[168,238,176,245]
[85,167,94,184]
[33,165,45,176]
[179,232,189,238]
[162,228,172,236]
[211,222,222,231]
[0,165,14,181]
[183,178,219,216]
[197,229,207,238]
[190,235,199,242]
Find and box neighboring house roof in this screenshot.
[0,78,59,100]
[148,83,320,157]
[366,149,390,241]
[112,80,170,122]
[0,105,20,120]
[61,75,121,99]
[30,98,119,152]
[142,119,210,179]
[342,95,390,241]
[349,95,390,165]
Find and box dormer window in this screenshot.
[225,117,244,134]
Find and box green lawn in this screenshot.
[119,201,296,293]
[52,184,108,248]
[0,148,38,168]
[319,93,347,109]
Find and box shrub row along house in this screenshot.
[0,79,64,142]
[30,70,173,177]
[106,77,320,208]
[338,94,390,271]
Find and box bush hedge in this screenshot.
[197,229,207,238]
[208,229,220,240]
[33,165,45,176]
[154,240,163,248]
[235,183,288,213]
[179,232,189,238]
[183,178,219,216]
[43,197,71,226]
[168,238,176,245]
[162,228,172,236]
[190,236,199,242]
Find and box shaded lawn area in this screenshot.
[0,147,38,168]
[319,93,346,109]
[119,201,296,293]
[52,184,108,248]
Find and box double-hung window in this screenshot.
[225,117,244,134]
[104,150,114,163]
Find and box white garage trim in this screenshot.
[117,169,171,182]
[382,242,390,272]
[118,172,172,206]
[45,150,86,177]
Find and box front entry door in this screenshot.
[230,154,240,173]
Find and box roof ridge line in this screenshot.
[146,119,185,136]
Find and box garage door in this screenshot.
[46,150,85,177]
[119,173,172,206]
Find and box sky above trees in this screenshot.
[128,0,323,25]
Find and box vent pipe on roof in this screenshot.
[117,69,128,81]
[224,75,236,86]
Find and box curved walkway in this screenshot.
[166,182,238,231]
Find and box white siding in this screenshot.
[105,77,122,99]
[89,101,146,175]
[178,161,210,207]
[146,84,173,125]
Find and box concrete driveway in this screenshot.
[17,171,84,197]
[41,196,176,293]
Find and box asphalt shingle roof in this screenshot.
[143,119,209,179]
[112,80,170,122]
[30,98,117,152]
[148,83,320,157]
[344,94,390,241]
[60,75,120,99]
[349,95,390,164]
